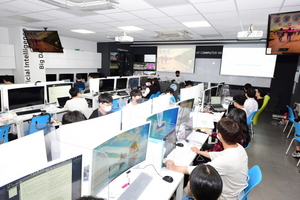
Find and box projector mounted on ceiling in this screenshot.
[237,24,263,40]
[115,32,134,42]
[154,29,193,40]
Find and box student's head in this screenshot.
[165,87,174,95]
[152,78,160,89]
[76,74,82,80]
[227,108,247,125]
[98,93,113,112]
[216,117,241,145]
[145,79,153,86]
[175,70,180,77]
[189,164,222,200]
[130,89,142,99]
[256,88,266,98]
[244,83,252,92]
[233,94,246,108]
[62,111,87,125]
[69,87,79,98]
[77,196,105,200]
[246,88,256,98]
[185,80,193,88]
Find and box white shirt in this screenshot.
[64,97,88,112]
[244,98,258,117]
[188,144,248,200]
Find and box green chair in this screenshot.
[253,95,270,125]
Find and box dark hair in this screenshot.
[175,70,180,74]
[146,78,152,84]
[217,117,241,145]
[227,108,251,147]
[165,87,174,94]
[69,87,79,97]
[190,164,222,200]
[62,111,87,125]
[246,88,256,98]
[233,94,246,106]
[130,89,142,97]
[185,80,193,86]
[77,196,105,200]
[152,78,161,90]
[257,88,266,97]
[244,83,252,91]
[98,93,113,103]
[76,74,82,80]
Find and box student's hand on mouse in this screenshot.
[190,146,200,154]
[165,160,175,170]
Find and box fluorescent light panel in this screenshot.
[71,29,95,34]
[117,26,143,31]
[182,21,210,27]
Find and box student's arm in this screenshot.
[142,87,150,97]
[165,160,189,174]
[190,147,211,158]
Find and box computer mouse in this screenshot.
[176,143,184,147]
[162,176,173,183]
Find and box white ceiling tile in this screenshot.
[122,19,153,26]
[86,23,111,29]
[104,12,140,20]
[236,0,283,10]
[23,13,56,21]
[63,17,95,24]
[4,0,52,12]
[146,17,178,24]
[93,7,124,14]
[280,6,300,13]
[158,23,187,29]
[283,0,300,6]
[202,11,238,21]
[172,14,206,22]
[42,10,78,19]
[115,0,154,11]
[193,0,237,13]
[131,9,167,19]
[159,5,200,16]
[83,15,117,23]
[144,0,190,7]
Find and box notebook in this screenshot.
[57,97,70,108]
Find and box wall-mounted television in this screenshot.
[133,62,144,70]
[266,11,300,55]
[23,30,64,53]
[0,75,15,84]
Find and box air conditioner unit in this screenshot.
[115,35,134,42]
[237,30,263,40]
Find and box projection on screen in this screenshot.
[220,47,277,78]
[157,46,196,73]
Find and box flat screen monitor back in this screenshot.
[46,74,57,82]
[99,79,115,92]
[116,78,128,90]
[0,75,15,84]
[128,77,139,89]
[59,74,74,82]
[0,155,82,200]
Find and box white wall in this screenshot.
[0,27,9,44]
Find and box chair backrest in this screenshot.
[244,142,251,149]
[293,122,300,142]
[247,110,259,125]
[112,99,121,112]
[286,105,295,122]
[240,165,262,200]
[155,91,161,97]
[0,124,11,144]
[253,95,270,125]
[28,113,53,136]
[149,94,156,99]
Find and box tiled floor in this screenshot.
[247,111,300,200]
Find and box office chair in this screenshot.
[244,142,251,149]
[112,99,121,112]
[0,124,11,144]
[285,121,300,166]
[149,94,156,99]
[284,105,296,138]
[247,110,259,138]
[252,95,270,125]
[27,113,53,136]
[155,91,161,97]
[239,165,262,200]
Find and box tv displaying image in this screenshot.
[266,11,300,55]
[143,71,156,76]
[110,52,118,61]
[133,63,145,70]
[133,71,144,76]
[110,62,119,69]
[144,63,156,70]
[23,30,63,53]
[91,123,150,195]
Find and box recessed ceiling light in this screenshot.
[182,21,211,28]
[71,29,95,34]
[117,26,143,31]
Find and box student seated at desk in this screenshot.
[62,110,87,124]
[142,78,159,99]
[255,88,266,109]
[244,88,258,117]
[127,89,142,106]
[89,93,113,119]
[74,74,85,91]
[185,80,194,88]
[166,118,248,200]
[182,164,222,200]
[232,94,246,114]
[165,87,177,103]
[64,87,88,112]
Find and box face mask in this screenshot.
[176,75,179,77]
[146,83,150,86]
[103,105,112,112]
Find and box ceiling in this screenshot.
[0,0,299,43]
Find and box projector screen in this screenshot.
[157,45,196,73]
[220,47,277,78]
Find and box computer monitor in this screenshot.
[8,86,45,110]
[176,98,194,127]
[99,79,115,92]
[76,73,88,82]
[0,155,82,200]
[91,123,150,195]
[46,83,73,103]
[46,74,57,82]
[0,75,15,84]
[140,76,148,86]
[128,77,139,89]
[143,71,156,76]
[147,107,179,140]
[59,74,74,82]
[133,71,144,76]
[116,78,128,90]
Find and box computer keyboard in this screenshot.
[118,172,153,200]
[16,109,42,116]
[117,91,128,96]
